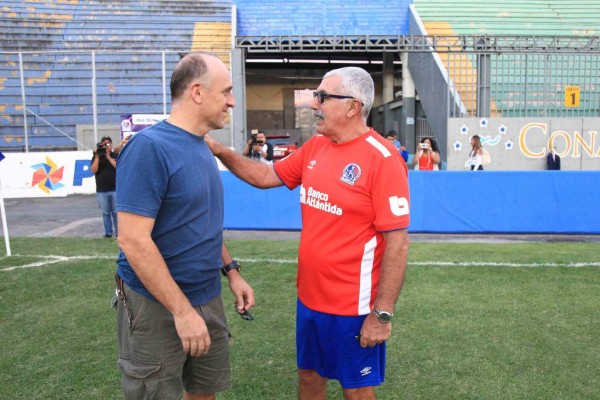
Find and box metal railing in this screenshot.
[2,37,600,152]
[0,50,184,151]
[237,35,600,54]
[0,50,234,152]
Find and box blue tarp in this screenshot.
[222,170,600,234]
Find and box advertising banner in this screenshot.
[0,151,96,198]
[447,117,600,170]
[120,114,168,139]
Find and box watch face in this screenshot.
[375,309,392,323]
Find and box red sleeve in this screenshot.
[273,136,317,189]
[371,154,411,231]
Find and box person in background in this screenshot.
[113,134,132,154]
[242,131,273,164]
[547,144,561,170]
[90,135,117,238]
[466,135,485,171]
[385,131,409,162]
[206,66,410,400]
[115,52,255,400]
[415,137,441,170]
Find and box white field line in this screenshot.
[0,255,116,272]
[1,255,599,272]
[409,261,600,268]
[239,259,600,268]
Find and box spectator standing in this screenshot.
[466,135,485,171]
[115,52,255,400]
[547,145,561,170]
[113,134,132,154]
[90,135,117,238]
[415,137,441,170]
[385,131,409,162]
[207,66,410,400]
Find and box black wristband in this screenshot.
[221,259,241,276]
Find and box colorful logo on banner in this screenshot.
[31,157,65,194]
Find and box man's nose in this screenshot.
[311,96,320,110]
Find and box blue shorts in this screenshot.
[296,298,386,389]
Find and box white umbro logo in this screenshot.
[360,367,372,376]
[307,160,317,169]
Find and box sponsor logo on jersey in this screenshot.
[307,160,317,169]
[360,367,372,376]
[340,163,362,185]
[389,196,409,216]
[300,185,343,216]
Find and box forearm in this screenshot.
[220,241,241,280]
[265,145,274,161]
[221,242,233,266]
[106,155,116,168]
[90,156,99,174]
[120,235,194,317]
[374,230,410,311]
[210,140,281,188]
[242,144,251,156]
[220,241,256,311]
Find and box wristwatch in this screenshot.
[373,308,393,323]
[221,259,241,277]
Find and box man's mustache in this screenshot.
[314,110,324,119]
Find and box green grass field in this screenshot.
[1,238,599,399]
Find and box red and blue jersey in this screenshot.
[274,129,410,316]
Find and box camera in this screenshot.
[96,142,106,156]
[420,143,429,150]
[252,138,263,145]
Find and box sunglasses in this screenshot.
[313,91,363,105]
[235,305,254,321]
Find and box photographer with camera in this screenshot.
[415,136,441,171]
[90,135,117,238]
[242,131,273,164]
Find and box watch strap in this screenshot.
[221,259,241,277]
[373,308,393,323]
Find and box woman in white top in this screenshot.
[467,135,484,171]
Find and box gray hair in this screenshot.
[323,67,374,119]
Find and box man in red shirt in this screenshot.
[207,66,410,400]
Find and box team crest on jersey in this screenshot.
[340,163,362,185]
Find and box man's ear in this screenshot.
[347,99,361,117]
[191,83,202,103]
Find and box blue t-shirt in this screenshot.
[115,120,224,306]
